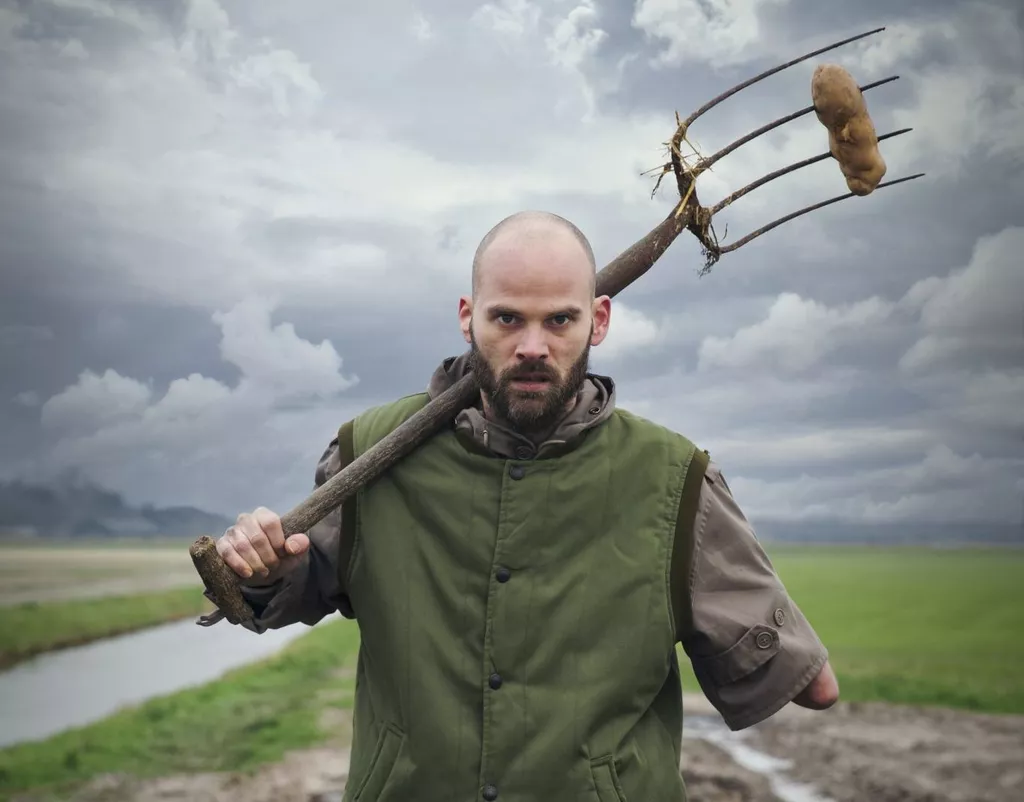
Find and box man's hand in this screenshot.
[216,507,310,583]
[792,659,840,710]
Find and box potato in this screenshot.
[811,63,886,195]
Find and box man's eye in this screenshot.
[550,315,571,326]
[498,314,517,325]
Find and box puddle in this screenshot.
[684,715,832,802]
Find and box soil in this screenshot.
[29,695,1024,802]
[747,697,1024,802]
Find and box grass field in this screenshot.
[0,542,201,608]
[676,545,1024,713]
[0,587,214,670]
[0,545,1021,799]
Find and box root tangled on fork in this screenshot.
[643,112,723,275]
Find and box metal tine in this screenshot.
[716,172,926,257]
[700,75,900,173]
[711,127,915,215]
[681,26,887,131]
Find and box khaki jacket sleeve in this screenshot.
[678,461,828,730]
[204,435,354,633]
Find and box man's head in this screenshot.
[459,210,611,435]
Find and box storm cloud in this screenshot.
[1,0,1021,536]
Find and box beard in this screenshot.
[468,326,592,436]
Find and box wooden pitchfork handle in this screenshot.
[190,210,692,626]
[191,25,924,626]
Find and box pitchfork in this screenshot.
[192,26,924,626]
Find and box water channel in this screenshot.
[0,615,315,749]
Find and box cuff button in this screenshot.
[756,631,774,649]
[774,608,786,627]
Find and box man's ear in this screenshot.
[458,296,473,344]
[590,295,611,346]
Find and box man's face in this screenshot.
[458,224,611,434]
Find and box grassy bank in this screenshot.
[0,587,214,669]
[677,545,1024,714]
[0,618,361,801]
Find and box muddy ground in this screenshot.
[41,694,1024,802]
[748,697,1024,802]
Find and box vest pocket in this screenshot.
[352,722,404,801]
[590,755,627,802]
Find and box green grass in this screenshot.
[0,587,214,669]
[0,618,361,801]
[677,545,1024,714]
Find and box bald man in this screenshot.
[211,211,837,801]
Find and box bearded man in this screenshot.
[212,210,838,801]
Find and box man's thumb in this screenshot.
[285,533,310,555]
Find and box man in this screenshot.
[212,210,838,801]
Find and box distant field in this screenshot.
[677,545,1024,714]
[0,541,202,607]
[0,587,214,670]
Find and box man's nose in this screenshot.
[515,326,550,360]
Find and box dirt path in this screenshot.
[747,697,1024,802]
[44,695,1024,802]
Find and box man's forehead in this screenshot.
[475,264,592,306]
[476,238,592,288]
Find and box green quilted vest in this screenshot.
[339,392,705,802]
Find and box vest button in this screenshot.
[496,567,511,583]
[489,673,503,690]
[483,784,498,800]
[509,464,525,480]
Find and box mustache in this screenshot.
[502,362,558,382]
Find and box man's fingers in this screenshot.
[216,535,255,579]
[236,512,282,575]
[285,532,310,556]
[225,528,268,577]
[252,508,288,553]
[253,507,287,553]
[216,508,297,582]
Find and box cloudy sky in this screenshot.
[1,0,1021,535]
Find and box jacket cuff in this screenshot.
[689,595,829,731]
[201,568,308,634]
